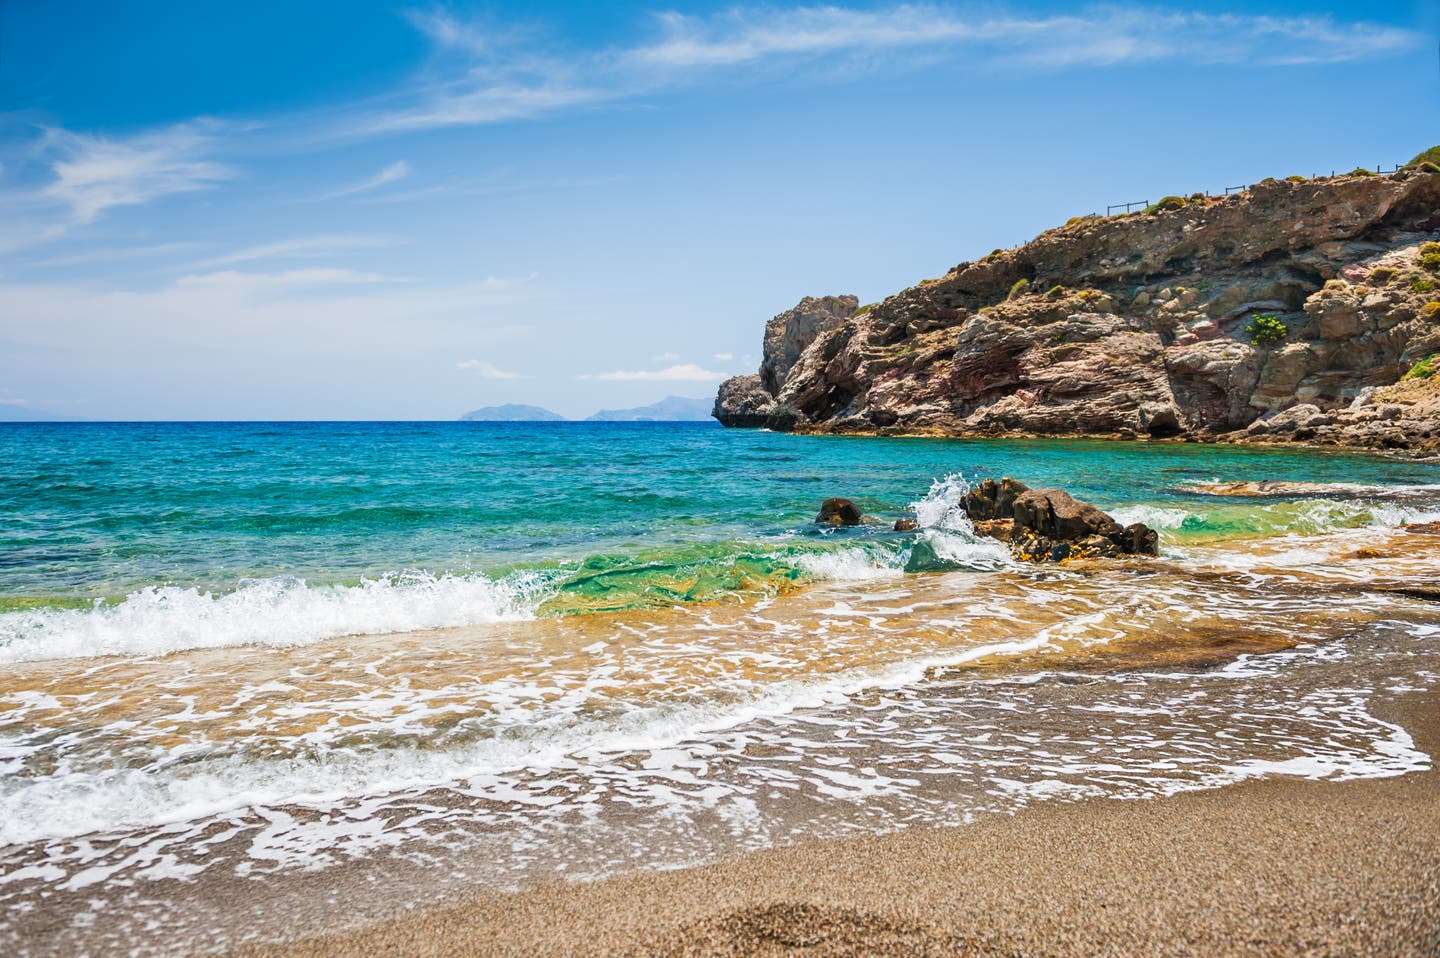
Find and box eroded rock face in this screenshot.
[963,478,1159,561]
[715,169,1440,452]
[760,295,860,395]
[714,296,859,428]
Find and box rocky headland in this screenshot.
[715,162,1440,454]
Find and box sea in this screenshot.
[2,421,1439,954]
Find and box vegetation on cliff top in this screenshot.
[1406,145,1440,169]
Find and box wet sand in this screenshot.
[234,688,1440,957]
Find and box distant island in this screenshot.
[585,396,714,422]
[459,404,566,422]
[460,396,714,422]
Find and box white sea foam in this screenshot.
[794,548,904,582]
[0,571,556,665]
[1109,504,1193,529]
[911,472,975,532]
[0,626,1062,846]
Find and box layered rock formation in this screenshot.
[715,169,1440,453]
[712,295,858,427]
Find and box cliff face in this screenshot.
[715,169,1440,452]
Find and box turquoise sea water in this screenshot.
[6,420,1440,597]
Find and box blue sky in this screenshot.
[0,1,1436,420]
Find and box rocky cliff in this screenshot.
[715,167,1440,453]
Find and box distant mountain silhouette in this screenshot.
[459,404,566,422]
[585,396,714,422]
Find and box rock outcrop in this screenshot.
[964,478,1159,561]
[714,168,1440,453]
[714,295,859,427]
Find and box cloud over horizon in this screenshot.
[580,363,733,383]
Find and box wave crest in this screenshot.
[0,571,556,664]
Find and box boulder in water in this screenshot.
[962,477,1159,561]
[894,518,918,531]
[816,498,864,526]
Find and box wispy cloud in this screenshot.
[580,363,731,383]
[0,273,532,359]
[25,242,205,269]
[314,160,412,200]
[185,234,405,270]
[173,268,404,295]
[713,352,735,361]
[456,359,524,379]
[628,6,1419,70]
[40,124,229,224]
[344,5,1420,135]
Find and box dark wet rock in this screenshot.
[962,476,1159,561]
[816,498,864,526]
[1121,522,1161,556]
[893,518,918,532]
[1012,488,1124,543]
[964,478,1031,521]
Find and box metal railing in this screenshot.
[1103,163,1407,215]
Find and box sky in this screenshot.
[0,1,1437,420]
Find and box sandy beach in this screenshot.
[231,687,1439,957]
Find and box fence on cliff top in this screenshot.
[1098,162,1409,217]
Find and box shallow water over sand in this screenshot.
[3,526,1438,955]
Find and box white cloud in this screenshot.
[25,242,204,269]
[0,274,532,361]
[174,268,402,293]
[456,359,523,379]
[315,160,412,200]
[580,363,730,383]
[40,124,229,224]
[186,234,405,269]
[348,5,1420,135]
[713,352,734,361]
[627,6,1419,71]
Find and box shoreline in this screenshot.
[766,425,1440,460]
[234,688,1440,958]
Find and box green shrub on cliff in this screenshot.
[1348,167,1375,177]
[1406,146,1440,169]
[1403,354,1437,380]
[1246,313,1288,346]
[1144,196,1187,213]
[1422,253,1440,272]
[1370,266,1396,283]
[1414,279,1436,293]
[853,303,876,317]
[1422,302,1440,319]
[1007,278,1030,301]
